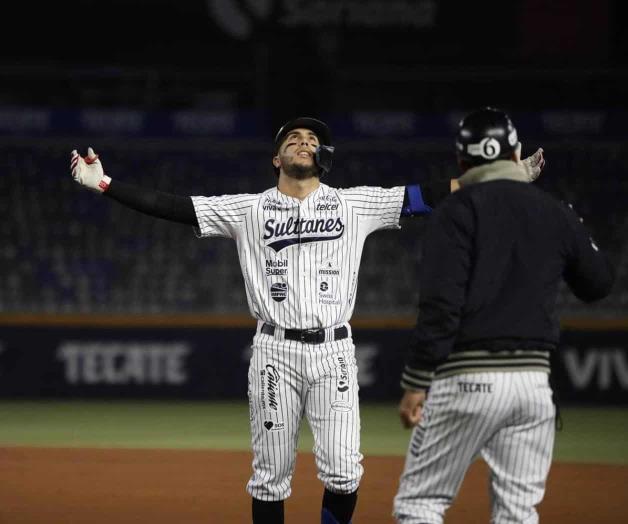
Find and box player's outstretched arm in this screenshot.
[401,147,546,216]
[451,145,546,193]
[71,147,111,192]
[70,147,198,226]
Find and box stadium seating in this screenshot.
[1,140,625,316]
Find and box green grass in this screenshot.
[0,401,252,450]
[0,401,626,464]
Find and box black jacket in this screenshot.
[401,161,615,390]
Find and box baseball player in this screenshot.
[393,108,615,524]
[70,117,544,524]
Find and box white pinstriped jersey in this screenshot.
[192,183,405,329]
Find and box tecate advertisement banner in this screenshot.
[0,327,626,403]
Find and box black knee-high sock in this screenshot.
[322,489,358,523]
[252,498,284,524]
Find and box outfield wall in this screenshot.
[1,318,626,404]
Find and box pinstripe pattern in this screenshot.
[192,184,404,329]
[247,325,363,500]
[394,371,555,524]
[192,183,403,501]
[401,350,552,391]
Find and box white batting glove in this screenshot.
[70,147,111,193]
[516,142,546,182]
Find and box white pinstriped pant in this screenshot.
[394,371,555,524]
[246,326,363,501]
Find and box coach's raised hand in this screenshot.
[70,147,111,193]
[516,143,546,182]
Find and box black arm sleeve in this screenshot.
[419,179,453,207]
[104,180,198,227]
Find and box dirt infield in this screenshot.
[0,448,626,523]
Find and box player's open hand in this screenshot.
[517,143,545,182]
[399,389,427,429]
[70,147,111,193]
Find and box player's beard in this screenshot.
[283,159,320,180]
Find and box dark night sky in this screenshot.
[3,0,624,68]
[1,0,625,113]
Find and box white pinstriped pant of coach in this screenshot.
[246,322,363,500]
[394,371,555,524]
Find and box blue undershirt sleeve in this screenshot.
[401,184,433,217]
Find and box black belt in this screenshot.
[261,323,348,344]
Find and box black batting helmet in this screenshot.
[456,107,519,166]
[273,117,334,176]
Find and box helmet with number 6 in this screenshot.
[456,107,519,166]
